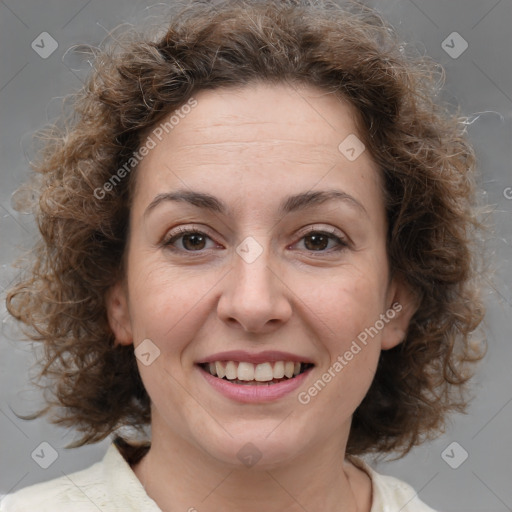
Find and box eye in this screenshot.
[293,227,348,252]
[163,227,219,252]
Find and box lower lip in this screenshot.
[198,366,313,403]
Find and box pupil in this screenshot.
[305,234,328,251]
[183,233,206,250]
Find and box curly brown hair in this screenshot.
[6,0,486,456]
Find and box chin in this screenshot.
[194,423,313,470]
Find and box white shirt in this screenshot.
[1,443,437,511]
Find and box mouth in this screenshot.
[198,360,315,386]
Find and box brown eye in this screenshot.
[304,233,330,251]
[164,229,217,252]
[297,231,347,252]
[181,233,207,250]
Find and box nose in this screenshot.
[217,245,293,334]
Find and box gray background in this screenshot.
[0,1,511,511]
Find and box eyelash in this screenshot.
[295,226,348,253]
[162,225,348,254]
[162,226,220,253]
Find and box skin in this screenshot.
[107,82,417,512]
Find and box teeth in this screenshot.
[273,361,285,379]
[254,362,273,381]
[204,360,310,382]
[225,361,237,380]
[215,361,225,379]
[284,361,294,378]
[237,362,254,381]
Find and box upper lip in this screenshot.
[196,350,315,365]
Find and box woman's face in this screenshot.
[108,82,414,467]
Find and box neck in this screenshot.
[132,422,372,512]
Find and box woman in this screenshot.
[2,1,485,510]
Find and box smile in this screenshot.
[199,361,314,385]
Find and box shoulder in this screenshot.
[370,472,438,512]
[350,457,439,512]
[0,461,106,511]
[0,443,158,512]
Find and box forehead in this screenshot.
[133,82,383,221]
[157,82,362,156]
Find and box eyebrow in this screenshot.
[144,189,368,218]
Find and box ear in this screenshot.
[106,281,133,346]
[381,276,420,350]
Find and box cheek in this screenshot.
[294,267,389,401]
[127,260,217,349]
[294,272,386,418]
[300,268,388,346]
[127,265,218,413]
